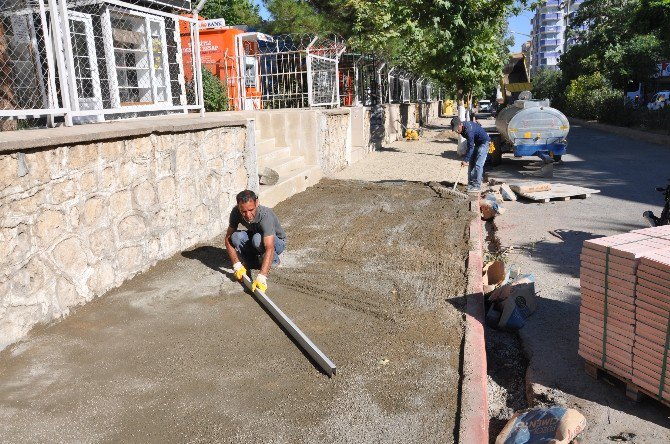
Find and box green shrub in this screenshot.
[202,68,229,112]
[563,72,621,121]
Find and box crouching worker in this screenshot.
[224,190,286,293]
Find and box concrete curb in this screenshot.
[569,117,670,147]
[458,197,488,443]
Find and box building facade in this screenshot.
[529,0,584,74]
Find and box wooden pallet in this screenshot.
[584,361,670,408]
[516,183,600,203]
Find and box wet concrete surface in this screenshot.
[489,120,670,442]
[0,122,471,442]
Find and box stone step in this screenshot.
[267,155,306,177]
[256,137,276,154]
[257,145,291,166]
[259,165,323,208]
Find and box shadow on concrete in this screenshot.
[523,292,670,430]
[182,246,236,280]
[446,289,670,434]
[486,125,670,208]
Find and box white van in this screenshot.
[647,91,670,110]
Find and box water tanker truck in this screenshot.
[488,98,570,166]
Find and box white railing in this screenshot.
[0,0,203,130]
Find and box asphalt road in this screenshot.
[489,120,670,441]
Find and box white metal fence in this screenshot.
[0,0,203,130]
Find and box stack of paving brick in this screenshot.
[579,233,650,379]
[630,226,670,401]
[579,226,670,403]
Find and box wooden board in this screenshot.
[584,360,670,407]
[516,183,600,203]
[508,181,552,194]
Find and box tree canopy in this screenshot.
[560,0,670,91]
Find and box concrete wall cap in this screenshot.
[0,115,249,153]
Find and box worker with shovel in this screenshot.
[225,190,286,293]
[452,116,490,193]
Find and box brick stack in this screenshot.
[632,249,670,400]
[578,227,670,402]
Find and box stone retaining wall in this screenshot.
[0,122,250,349]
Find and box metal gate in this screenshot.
[306,35,344,107]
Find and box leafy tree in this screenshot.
[262,0,327,35]
[564,72,620,120]
[560,0,668,89]
[531,68,563,103]
[199,0,262,27]
[349,0,525,107]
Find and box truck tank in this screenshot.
[495,99,570,157]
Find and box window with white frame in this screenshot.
[103,8,171,107]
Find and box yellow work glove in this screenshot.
[233,262,247,281]
[252,274,268,293]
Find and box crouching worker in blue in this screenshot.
[451,116,491,193]
[224,190,286,293]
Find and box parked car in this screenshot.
[647,91,670,110]
[478,99,493,113]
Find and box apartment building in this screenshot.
[529,0,584,73]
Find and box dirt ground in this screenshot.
[0,121,472,442]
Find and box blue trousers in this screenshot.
[231,231,285,267]
[468,142,489,188]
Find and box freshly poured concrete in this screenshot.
[0,122,470,442]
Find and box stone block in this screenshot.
[9,189,45,216]
[234,166,248,188]
[117,245,144,273]
[156,177,176,204]
[133,181,157,210]
[110,190,132,215]
[175,142,191,177]
[193,204,209,226]
[10,257,46,305]
[0,155,15,193]
[87,260,115,295]
[155,153,173,179]
[25,150,54,185]
[81,197,107,227]
[56,277,80,309]
[207,158,225,172]
[118,214,146,241]
[147,238,160,260]
[50,179,76,204]
[79,171,97,194]
[89,228,116,257]
[100,141,124,162]
[128,137,153,163]
[177,182,197,210]
[100,166,117,190]
[153,209,173,230]
[4,224,32,269]
[67,144,98,170]
[160,228,179,253]
[35,210,67,247]
[120,162,137,187]
[52,237,89,278]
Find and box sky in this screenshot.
[254,0,271,20]
[507,3,534,53]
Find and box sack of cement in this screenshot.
[481,193,506,220]
[489,274,537,331]
[259,167,279,185]
[495,406,587,444]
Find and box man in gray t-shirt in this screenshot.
[225,189,286,293]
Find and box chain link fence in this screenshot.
[0,0,203,130]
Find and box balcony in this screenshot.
[541,13,562,21]
[541,39,562,47]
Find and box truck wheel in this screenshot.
[553,155,562,162]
